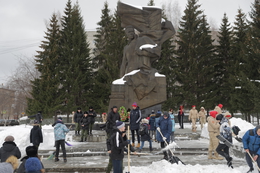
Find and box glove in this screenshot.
[127,140,130,144]
[157,127,160,131]
[163,137,167,141]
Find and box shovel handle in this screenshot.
[246,150,260,171]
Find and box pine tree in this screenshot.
[246,0,260,118]
[92,2,126,112]
[59,0,91,114]
[229,9,251,115]
[215,13,234,109]
[27,13,63,117]
[147,0,155,6]
[174,0,215,109]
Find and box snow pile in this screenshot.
[124,160,248,173]
[112,70,140,85]
[19,116,28,120]
[162,141,179,151]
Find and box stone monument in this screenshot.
[108,2,175,115]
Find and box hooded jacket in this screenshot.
[140,123,151,141]
[129,108,142,130]
[207,115,220,133]
[189,108,198,120]
[80,115,91,130]
[74,111,83,123]
[156,115,172,143]
[243,125,260,156]
[106,127,135,160]
[219,117,232,143]
[107,110,120,131]
[30,125,43,145]
[54,121,69,141]
[149,114,156,131]
[0,141,21,162]
[88,110,97,124]
[214,106,222,115]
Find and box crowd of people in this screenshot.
[1,103,260,173]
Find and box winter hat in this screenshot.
[141,118,149,124]
[116,121,125,129]
[200,107,205,110]
[224,111,231,118]
[151,110,155,114]
[209,111,218,118]
[216,114,224,121]
[89,106,93,109]
[25,157,42,172]
[192,105,196,108]
[57,117,62,120]
[5,135,14,142]
[218,104,223,108]
[77,107,81,110]
[83,111,88,115]
[163,112,169,117]
[157,110,161,113]
[132,102,137,107]
[26,146,38,157]
[112,106,117,109]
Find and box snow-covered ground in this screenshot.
[0,117,259,172]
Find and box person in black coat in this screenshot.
[139,119,153,152]
[74,107,83,136]
[130,102,142,148]
[80,112,91,142]
[149,110,156,141]
[28,111,43,127]
[178,106,184,129]
[88,106,97,136]
[30,120,43,149]
[0,136,21,162]
[107,121,135,173]
[106,106,120,138]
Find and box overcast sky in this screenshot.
[0,0,254,85]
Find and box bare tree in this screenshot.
[162,0,182,30]
[5,56,40,117]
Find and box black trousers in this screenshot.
[178,115,184,128]
[131,129,140,143]
[55,140,66,158]
[216,143,230,160]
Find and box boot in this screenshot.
[208,152,213,159]
[227,157,233,168]
[214,153,224,160]
[85,137,87,142]
[136,143,140,148]
[80,137,83,142]
[54,157,59,162]
[149,146,153,152]
[131,143,135,147]
[163,151,168,160]
[64,157,67,163]
[247,168,254,173]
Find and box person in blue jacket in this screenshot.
[242,125,260,173]
[169,109,175,142]
[156,112,172,160]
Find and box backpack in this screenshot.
[232,126,241,136]
[139,124,146,135]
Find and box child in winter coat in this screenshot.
[139,119,153,152]
[149,111,156,141]
[0,155,19,173]
[216,114,233,168]
[80,111,90,142]
[54,117,69,162]
[17,146,45,173]
[30,120,43,149]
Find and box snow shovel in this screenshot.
[157,128,185,165]
[126,125,130,173]
[246,150,260,171]
[47,151,56,160]
[216,135,233,147]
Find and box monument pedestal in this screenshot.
[108,70,166,114]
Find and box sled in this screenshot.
[216,135,233,147]
[65,141,73,146]
[157,128,185,165]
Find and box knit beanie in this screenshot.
[132,102,137,107]
[5,136,14,142]
[25,157,42,173]
[216,114,224,121]
[218,104,223,108]
[116,121,125,129]
[224,111,231,117]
